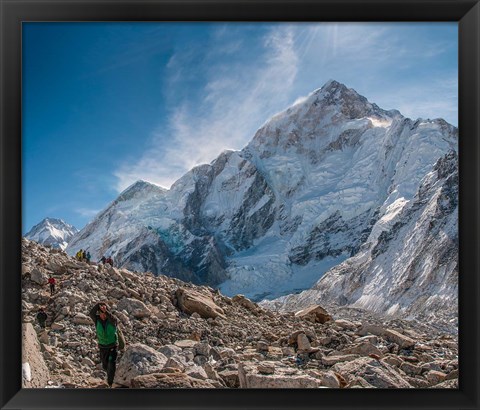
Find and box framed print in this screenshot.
[1,0,479,409]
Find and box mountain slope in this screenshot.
[25,218,78,250]
[66,80,457,315]
[21,238,459,389]
[262,151,458,327]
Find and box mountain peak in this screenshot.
[321,79,348,92]
[25,218,78,250]
[118,180,167,201]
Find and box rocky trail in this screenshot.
[21,239,458,389]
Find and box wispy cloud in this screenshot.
[114,23,457,192]
[114,26,299,191]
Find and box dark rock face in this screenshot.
[226,168,276,251]
[290,209,378,265]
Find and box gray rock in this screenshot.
[193,342,211,357]
[158,344,183,358]
[176,288,225,319]
[218,370,240,388]
[358,324,416,349]
[31,268,49,285]
[332,357,412,388]
[294,305,332,324]
[257,362,275,375]
[297,333,312,352]
[238,362,322,388]
[72,313,93,325]
[425,370,447,386]
[114,343,168,387]
[116,298,151,319]
[319,371,342,388]
[185,365,209,380]
[131,372,216,388]
[22,323,51,388]
[339,341,382,357]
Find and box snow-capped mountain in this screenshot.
[262,150,458,325]
[25,218,78,250]
[66,80,458,320]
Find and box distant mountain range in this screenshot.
[26,80,458,322]
[25,218,78,250]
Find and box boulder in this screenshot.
[176,288,225,319]
[232,295,257,312]
[185,365,209,380]
[358,324,415,349]
[31,268,49,285]
[294,305,332,324]
[332,357,412,388]
[72,313,93,325]
[426,370,447,386]
[22,323,51,388]
[164,357,186,371]
[131,372,216,388]
[432,379,458,388]
[319,371,342,388]
[174,339,197,349]
[334,319,358,330]
[114,343,168,387]
[338,341,383,357]
[218,370,240,388]
[238,362,322,388]
[219,348,236,359]
[256,340,269,352]
[116,298,151,319]
[193,342,211,357]
[297,333,312,352]
[158,344,183,358]
[51,322,65,331]
[322,354,360,366]
[400,362,422,376]
[257,362,275,375]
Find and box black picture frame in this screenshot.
[1,1,479,409]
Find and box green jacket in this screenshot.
[96,318,118,347]
[88,302,125,349]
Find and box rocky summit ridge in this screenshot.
[22,239,457,389]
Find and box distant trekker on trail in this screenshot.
[36,307,47,328]
[86,251,91,263]
[76,249,83,261]
[88,302,125,387]
[99,256,106,264]
[48,276,56,295]
[106,256,113,267]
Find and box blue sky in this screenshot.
[22,22,458,232]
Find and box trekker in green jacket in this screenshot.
[89,301,125,387]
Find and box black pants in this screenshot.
[99,346,117,386]
[49,283,55,295]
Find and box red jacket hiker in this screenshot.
[48,277,56,295]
